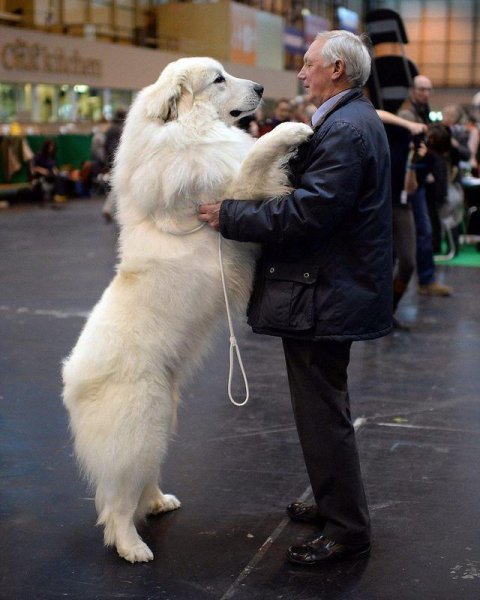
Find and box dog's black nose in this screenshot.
[254,84,264,98]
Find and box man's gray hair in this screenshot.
[315,30,371,87]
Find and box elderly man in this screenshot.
[199,30,392,565]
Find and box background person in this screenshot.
[31,139,58,206]
[199,30,392,566]
[399,76,453,296]
[441,104,471,163]
[465,112,480,175]
[102,108,127,222]
[258,97,292,135]
[236,114,260,137]
[90,119,108,176]
[376,111,427,330]
[389,127,427,329]
[424,123,458,254]
[31,139,74,207]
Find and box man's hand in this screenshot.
[198,202,222,231]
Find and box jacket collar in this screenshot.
[312,88,364,131]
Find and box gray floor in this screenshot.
[1,198,479,600]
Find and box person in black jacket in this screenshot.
[398,77,453,296]
[199,30,392,565]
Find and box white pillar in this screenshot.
[31,84,41,122]
[51,86,59,122]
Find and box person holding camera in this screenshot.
[398,75,453,296]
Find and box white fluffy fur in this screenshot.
[62,56,312,563]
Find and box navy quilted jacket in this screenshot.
[220,89,393,341]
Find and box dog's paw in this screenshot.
[266,122,313,148]
[118,540,154,563]
[148,492,181,515]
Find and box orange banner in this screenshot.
[230,2,257,65]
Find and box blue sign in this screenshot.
[284,27,304,55]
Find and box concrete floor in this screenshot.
[1,198,480,600]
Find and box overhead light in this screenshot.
[74,84,89,93]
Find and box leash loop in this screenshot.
[219,235,250,406]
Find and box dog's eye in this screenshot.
[213,75,226,84]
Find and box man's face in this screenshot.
[298,39,335,107]
[412,78,433,106]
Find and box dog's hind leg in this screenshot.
[135,374,182,520]
[134,371,181,521]
[96,477,155,563]
[91,388,174,563]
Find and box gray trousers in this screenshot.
[282,337,371,545]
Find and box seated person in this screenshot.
[31,139,76,205]
[31,139,58,205]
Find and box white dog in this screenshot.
[62,56,312,563]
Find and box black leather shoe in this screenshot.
[286,502,323,525]
[287,535,371,566]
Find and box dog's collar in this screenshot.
[165,222,206,236]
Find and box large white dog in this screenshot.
[63,56,312,563]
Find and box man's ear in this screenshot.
[145,66,193,122]
[332,59,346,81]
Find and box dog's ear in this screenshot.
[145,67,193,122]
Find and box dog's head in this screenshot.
[144,57,263,124]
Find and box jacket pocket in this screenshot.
[256,262,319,332]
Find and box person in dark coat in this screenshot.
[102,108,127,222]
[199,30,392,565]
[398,76,453,296]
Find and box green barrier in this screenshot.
[0,134,93,184]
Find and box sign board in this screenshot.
[303,15,330,50]
[230,2,257,65]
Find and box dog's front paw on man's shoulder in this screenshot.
[263,122,313,148]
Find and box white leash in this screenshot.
[218,234,250,407]
[162,217,249,406]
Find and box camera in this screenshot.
[412,132,426,149]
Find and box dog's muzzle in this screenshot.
[230,83,264,118]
